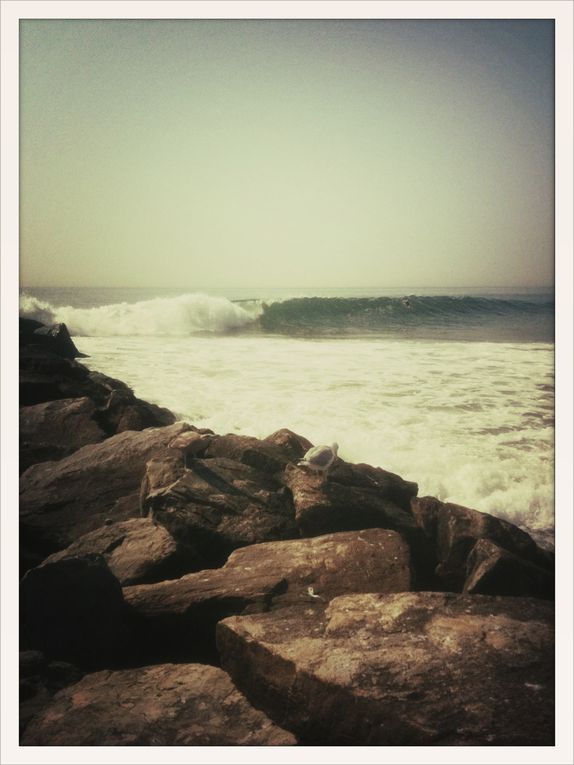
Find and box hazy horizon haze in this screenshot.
[20,19,554,290]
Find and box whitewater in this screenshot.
[20,287,555,547]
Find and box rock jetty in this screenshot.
[18,321,555,746]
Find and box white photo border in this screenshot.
[2,2,572,764]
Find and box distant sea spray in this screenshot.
[19,291,554,342]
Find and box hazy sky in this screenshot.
[20,19,554,289]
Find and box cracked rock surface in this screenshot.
[217,591,554,746]
[21,663,297,746]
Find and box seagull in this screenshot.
[298,443,339,479]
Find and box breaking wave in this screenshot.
[19,292,554,341]
[19,293,262,336]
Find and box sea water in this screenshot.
[19,286,555,547]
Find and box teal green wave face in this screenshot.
[20,20,554,289]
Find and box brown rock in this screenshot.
[19,679,51,736]
[329,459,419,512]
[282,460,435,585]
[139,450,185,518]
[123,529,412,662]
[412,496,553,592]
[43,518,197,586]
[204,433,291,474]
[21,663,297,745]
[217,592,554,746]
[19,651,83,735]
[20,422,191,564]
[464,538,554,599]
[226,526,413,606]
[19,317,44,336]
[19,347,90,406]
[19,341,175,430]
[262,428,314,462]
[168,430,214,465]
[141,455,297,569]
[19,650,46,679]
[88,372,176,433]
[19,397,106,473]
[20,554,133,670]
[22,321,85,359]
[284,461,419,540]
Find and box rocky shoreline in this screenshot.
[19,319,555,746]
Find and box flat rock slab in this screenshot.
[225,526,413,607]
[44,518,196,586]
[123,529,412,662]
[20,422,190,561]
[217,592,554,746]
[21,663,297,746]
[126,527,412,615]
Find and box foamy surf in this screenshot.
[75,333,554,547]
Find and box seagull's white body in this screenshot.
[298,443,339,475]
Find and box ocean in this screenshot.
[19,286,555,547]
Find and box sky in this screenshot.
[19,19,554,290]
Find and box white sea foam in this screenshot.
[19,293,261,336]
[76,333,554,545]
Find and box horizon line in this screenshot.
[19,284,555,291]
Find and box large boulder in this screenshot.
[19,317,44,335]
[19,397,106,473]
[263,428,313,462]
[464,538,554,599]
[217,592,554,746]
[203,433,293,474]
[20,422,190,565]
[282,460,435,586]
[19,327,175,433]
[20,319,85,359]
[86,371,176,433]
[123,529,412,663]
[19,346,90,406]
[141,455,298,569]
[284,460,418,538]
[21,663,297,745]
[20,555,134,670]
[411,496,554,593]
[43,518,197,586]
